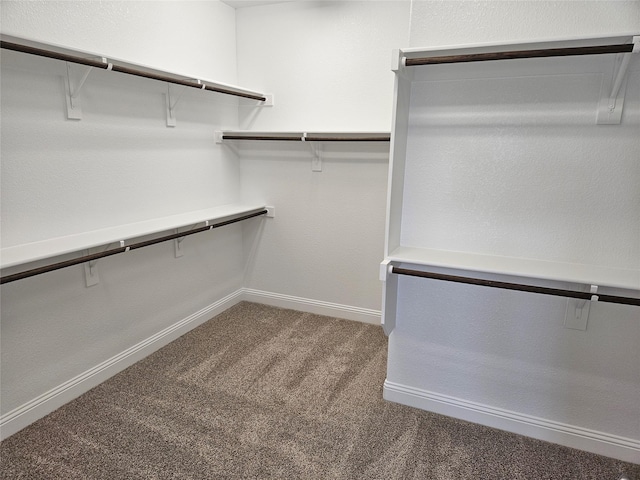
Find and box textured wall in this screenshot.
[402,61,640,269]
[240,142,390,311]
[236,1,411,311]
[0,1,243,415]
[0,0,238,83]
[236,0,411,131]
[408,0,640,47]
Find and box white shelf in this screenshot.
[398,33,638,61]
[1,34,267,101]
[0,204,266,269]
[387,247,640,292]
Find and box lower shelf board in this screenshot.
[1,204,267,270]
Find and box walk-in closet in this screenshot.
[1,1,638,476]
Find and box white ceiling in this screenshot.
[221,0,297,9]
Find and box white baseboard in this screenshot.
[383,380,640,464]
[1,289,379,440]
[0,290,243,441]
[241,288,382,325]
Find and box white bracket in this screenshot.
[380,260,397,336]
[380,259,393,282]
[82,247,108,287]
[65,63,92,120]
[83,254,100,287]
[265,206,276,218]
[302,133,322,172]
[261,93,274,107]
[239,93,274,108]
[64,57,111,120]
[391,49,413,80]
[597,36,639,125]
[174,230,185,258]
[165,84,188,127]
[563,285,598,331]
[564,298,590,331]
[391,49,403,73]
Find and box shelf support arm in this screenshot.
[302,133,322,172]
[165,83,190,127]
[65,57,112,120]
[597,36,639,125]
[65,62,92,120]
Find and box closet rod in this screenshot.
[221,135,391,142]
[405,43,634,66]
[223,135,303,141]
[306,136,390,142]
[0,40,267,101]
[391,267,640,307]
[0,210,268,285]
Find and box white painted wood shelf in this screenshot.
[0,204,267,269]
[0,34,268,102]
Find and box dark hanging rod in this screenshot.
[0,40,267,101]
[405,43,635,67]
[306,136,390,142]
[221,135,391,142]
[223,135,304,141]
[0,210,268,285]
[391,267,640,307]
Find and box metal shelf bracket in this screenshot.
[65,57,111,120]
[83,257,100,287]
[302,133,322,172]
[597,36,639,125]
[174,228,185,258]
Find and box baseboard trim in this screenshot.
[0,290,243,441]
[241,288,381,325]
[383,380,640,464]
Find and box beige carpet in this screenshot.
[1,302,638,479]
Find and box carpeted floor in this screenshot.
[1,302,638,479]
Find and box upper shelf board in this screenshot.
[0,34,268,101]
[396,33,640,67]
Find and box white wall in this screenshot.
[409,0,640,47]
[236,0,410,131]
[0,0,238,83]
[0,0,246,425]
[385,0,640,462]
[236,1,410,314]
[3,0,637,460]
